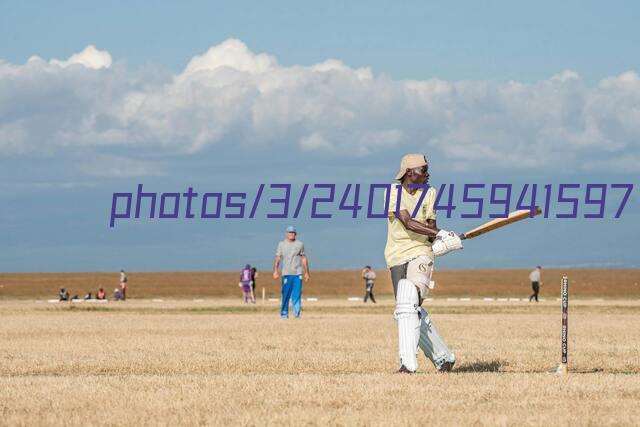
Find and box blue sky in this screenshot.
[1,1,639,272]
[2,0,639,83]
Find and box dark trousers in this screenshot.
[529,282,539,302]
[364,284,376,303]
[390,263,409,299]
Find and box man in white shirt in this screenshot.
[362,266,377,303]
[273,226,310,318]
[528,266,543,302]
[119,270,128,301]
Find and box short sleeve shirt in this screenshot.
[529,270,541,282]
[364,271,376,284]
[384,184,437,268]
[276,240,305,276]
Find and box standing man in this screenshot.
[529,266,543,302]
[273,226,310,318]
[251,267,258,298]
[362,266,377,303]
[385,153,463,373]
[119,270,128,301]
[239,264,255,304]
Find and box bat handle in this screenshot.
[459,233,466,240]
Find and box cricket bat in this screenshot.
[459,207,542,240]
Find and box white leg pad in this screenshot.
[418,307,456,369]
[394,279,420,372]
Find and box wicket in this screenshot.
[560,276,569,374]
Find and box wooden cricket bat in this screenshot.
[459,207,542,240]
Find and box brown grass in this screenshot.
[1,299,640,426]
[2,269,640,299]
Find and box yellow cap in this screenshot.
[395,154,428,180]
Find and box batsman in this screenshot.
[385,154,463,373]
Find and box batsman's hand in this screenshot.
[433,230,463,257]
[303,272,310,282]
[273,271,279,280]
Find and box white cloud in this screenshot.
[0,120,29,154]
[0,181,97,190]
[300,133,333,151]
[1,39,639,176]
[182,38,275,76]
[77,155,166,177]
[49,45,112,69]
[583,155,640,173]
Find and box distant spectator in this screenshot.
[113,288,122,301]
[96,288,106,300]
[70,295,80,301]
[239,264,255,304]
[59,288,69,301]
[529,266,543,302]
[84,292,92,300]
[362,266,377,304]
[251,267,258,296]
[120,270,128,301]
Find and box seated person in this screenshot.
[113,288,121,301]
[84,292,92,300]
[59,288,69,301]
[96,288,106,300]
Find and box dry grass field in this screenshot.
[1,298,640,426]
[2,269,640,299]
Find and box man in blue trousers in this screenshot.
[273,225,310,318]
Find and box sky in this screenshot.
[1,1,639,272]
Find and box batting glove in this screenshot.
[433,230,463,257]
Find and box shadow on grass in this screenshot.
[550,368,638,375]
[453,364,639,375]
[454,360,505,372]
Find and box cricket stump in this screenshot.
[560,276,569,374]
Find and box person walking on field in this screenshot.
[251,267,258,297]
[362,266,377,303]
[119,269,128,301]
[529,266,543,302]
[385,153,463,373]
[273,226,310,318]
[239,264,255,304]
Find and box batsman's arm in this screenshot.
[427,219,437,243]
[396,209,440,237]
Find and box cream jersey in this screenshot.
[384,183,437,268]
